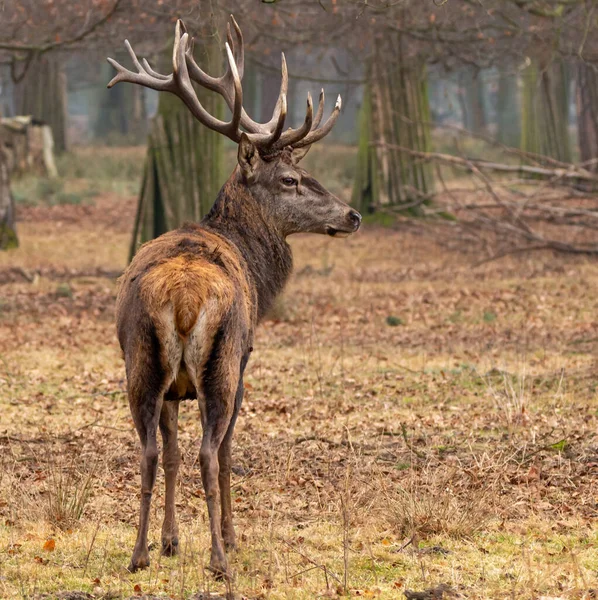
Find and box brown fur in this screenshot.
[141,256,232,337]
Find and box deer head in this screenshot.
[107,16,361,239]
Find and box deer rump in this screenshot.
[118,228,252,403]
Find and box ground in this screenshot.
[0,147,597,599]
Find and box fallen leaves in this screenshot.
[1,184,598,598]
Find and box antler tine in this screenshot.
[172,31,241,140]
[241,52,289,137]
[262,53,289,132]
[172,20,185,75]
[107,40,172,90]
[183,21,223,94]
[248,93,287,148]
[272,92,314,150]
[292,95,342,149]
[312,89,325,130]
[232,51,289,137]
[224,42,243,137]
[141,58,169,80]
[269,93,288,143]
[228,15,244,81]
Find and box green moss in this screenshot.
[0,222,18,249]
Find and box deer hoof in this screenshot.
[127,556,150,573]
[208,558,229,580]
[161,537,179,557]
[224,539,237,553]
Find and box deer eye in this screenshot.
[282,177,298,187]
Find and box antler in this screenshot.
[107,20,243,143]
[107,16,341,153]
[291,90,342,149]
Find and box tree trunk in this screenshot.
[92,61,147,143]
[352,33,433,213]
[0,129,17,249]
[496,70,520,147]
[459,68,486,133]
[576,61,598,173]
[2,116,57,177]
[521,60,571,162]
[129,35,224,258]
[14,54,68,153]
[540,60,571,162]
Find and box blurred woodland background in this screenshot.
[1,1,598,599]
[2,0,598,257]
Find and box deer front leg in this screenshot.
[129,392,163,572]
[159,400,180,556]
[218,353,249,551]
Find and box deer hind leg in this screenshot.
[159,400,180,556]
[127,315,180,572]
[219,353,249,551]
[186,324,242,578]
[128,383,165,572]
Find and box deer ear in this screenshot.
[292,145,311,164]
[238,133,259,181]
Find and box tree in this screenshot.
[495,69,520,147]
[521,59,571,162]
[0,128,17,249]
[352,32,432,213]
[14,54,68,153]
[576,61,598,174]
[458,68,487,134]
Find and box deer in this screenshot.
[107,15,361,578]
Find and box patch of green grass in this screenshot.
[0,223,18,248]
[55,283,73,298]
[386,315,404,327]
[55,148,143,183]
[448,310,463,323]
[12,176,99,206]
[483,310,497,323]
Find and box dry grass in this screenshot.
[0,147,598,598]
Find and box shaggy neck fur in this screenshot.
[202,171,293,322]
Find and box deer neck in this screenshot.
[202,174,293,322]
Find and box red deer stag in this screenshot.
[108,16,361,577]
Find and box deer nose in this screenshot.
[348,209,362,230]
